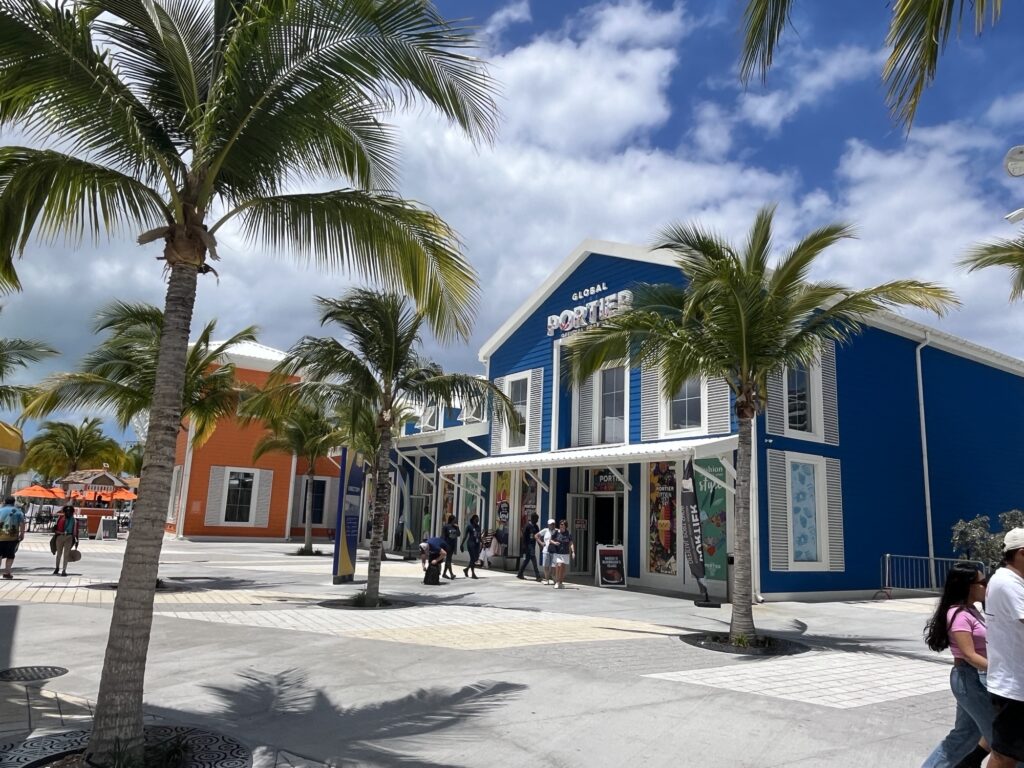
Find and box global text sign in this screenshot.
[546,283,633,337]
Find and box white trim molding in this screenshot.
[218,466,261,527]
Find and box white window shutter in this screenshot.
[254,469,273,528]
[491,376,506,455]
[640,365,659,441]
[528,368,543,452]
[205,466,225,526]
[707,377,732,434]
[766,369,784,435]
[825,458,845,571]
[576,374,595,447]
[767,450,789,571]
[822,341,840,446]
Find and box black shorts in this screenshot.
[0,539,18,559]
[992,693,1024,761]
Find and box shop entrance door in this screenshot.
[567,494,594,575]
[594,494,623,545]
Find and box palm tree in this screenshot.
[122,442,145,478]
[739,0,1003,128]
[568,205,957,643]
[0,1,495,758]
[277,289,515,606]
[24,417,125,480]
[960,237,1024,301]
[0,306,56,409]
[22,301,257,447]
[245,394,346,554]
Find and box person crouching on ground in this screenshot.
[921,562,992,768]
[0,495,25,580]
[985,527,1024,768]
[53,505,79,577]
[420,536,448,585]
[551,519,575,590]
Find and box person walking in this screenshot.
[921,562,992,768]
[551,519,575,590]
[536,518,556,584]
[0,495,25,580]
[441,514,460,580]
[461,514,482,579]
[517,512,542,581]
[985,528,1024,768]
[53,505,79,577]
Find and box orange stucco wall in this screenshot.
[165,366,343,539]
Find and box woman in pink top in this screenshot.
[922,563,991,768]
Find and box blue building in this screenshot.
[387,240,1024,600]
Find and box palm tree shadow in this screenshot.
[151,669,526,767]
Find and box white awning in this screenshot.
[438,435,737,475]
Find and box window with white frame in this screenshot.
[599,366,626,444]
[420,402,439,432]
[301,477,327,525]
[784,361,823,439]
[787,453,827,568]
[460,396,485,424]
[505,374,529,449]
[666,377,703,433]
[223,470,256,523]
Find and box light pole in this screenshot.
[1003,146,1024,223]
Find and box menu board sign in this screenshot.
[596,545,627,588]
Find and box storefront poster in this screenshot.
[695,458,728,581]
[520,473,537,532]
[597,545,627,587]
[441,482,454,528]
[333,448,364,584]
[591,467,623,492]
[494,470,511,530]
[647,461,677,575]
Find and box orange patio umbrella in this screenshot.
[13,484,61,499]
[110,488,137,501]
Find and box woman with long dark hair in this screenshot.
[921,562,991,768]
[461,514,482,579]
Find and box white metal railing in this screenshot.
[878,554,985,598]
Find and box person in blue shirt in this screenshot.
[419,536,448,585]
[0,496,25,580]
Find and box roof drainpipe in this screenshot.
[916,333,936,588]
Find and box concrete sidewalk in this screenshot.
[0,535,958,767]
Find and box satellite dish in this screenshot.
[1005,146,1024,178]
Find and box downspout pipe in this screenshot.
[915,333,936,588]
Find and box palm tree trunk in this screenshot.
[303,468,314,554]
[86,262,199,762]
[364,424,393,606]
[730,414,757,642]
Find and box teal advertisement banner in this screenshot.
[695,458,728,582]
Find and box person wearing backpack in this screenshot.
[0,495,25,580]
[52,505,79,577]
[517,512,542,581]
[441,514,460,580]
[461,514,482,579]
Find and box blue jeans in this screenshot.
[922,665,993,768]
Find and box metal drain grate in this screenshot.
[0,666,69,683]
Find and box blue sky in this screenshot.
[4,0,1024,439]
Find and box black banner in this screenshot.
[680,459,706,581]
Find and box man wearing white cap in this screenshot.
[985,527,1024,768]
[535,518,556,585]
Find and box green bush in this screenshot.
[951,510,1024,570]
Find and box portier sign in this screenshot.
[547,284,633,337]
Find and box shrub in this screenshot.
[951,510,1024,570]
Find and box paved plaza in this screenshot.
[0,534,962,766]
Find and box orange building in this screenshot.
[164,341,344,541]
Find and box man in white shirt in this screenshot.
[985,527,1024,768]
[535,518,556,585]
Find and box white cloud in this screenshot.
[737,45,884,132]
[691,102,733,159]
[484,1,531,43]
[985,92,1024,126]
[577,0,690,48]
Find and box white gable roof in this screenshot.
[478,239,678,361]
[208,340,287,373]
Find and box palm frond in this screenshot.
[215,190,477,341]
[0,147,170,291]
[884,0,1001,128]
[738,0,795,85]
[960,234,1024,301]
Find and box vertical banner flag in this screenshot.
[333,448,365,584]
[679,459,707,593]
